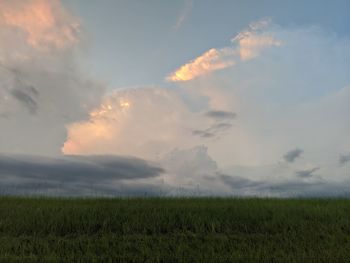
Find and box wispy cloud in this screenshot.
[173,0,193,32]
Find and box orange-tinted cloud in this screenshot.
[0,0,80,50]
[166,19,282,82]
[166,48,235,82]
[62,88,198,159]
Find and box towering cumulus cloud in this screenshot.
[62,18,350,196]
[62,87,204,159]
[1,6,349,197]
[0,0,104,155]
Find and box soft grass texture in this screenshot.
[0,197,349,262]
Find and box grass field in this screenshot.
[0,197,350,262]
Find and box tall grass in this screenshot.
[0,197,349,262]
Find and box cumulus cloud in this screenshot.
[0,0,79,51]
[166,18,282,82]
[62,87,203,159]
[1,10,349,197]
[283,148,303,163]
[61,19,350,175]
[0,0,104,155]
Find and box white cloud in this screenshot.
[63,87,205,159]
[0,0,104,156]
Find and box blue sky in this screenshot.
[64,0,350,88]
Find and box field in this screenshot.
[0,197,350,262]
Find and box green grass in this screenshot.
[0,197,350,262]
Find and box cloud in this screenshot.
[295,167,319,178]
[10,87,39,114]
[0,0,79,51]
[192,122,233,139]
[232,18,282,60]
[62,87,204,159]
[173,0,193,32]
[192,110,236,139]
[1,12,349,197]
[220,174,262,189]
[283,148,303,163]
[0,151,348,197]
[339,154,350,165]
[205,110,237,120]
[0,154,163,182]
[166,48,235,82]
[166,18,282,82]
[0,0,104,155]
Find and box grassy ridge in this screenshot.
[0,197,349,262]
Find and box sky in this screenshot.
[0,0,349,196]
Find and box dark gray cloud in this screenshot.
[10,87,38,114]
[193,110,236,139]
[0,180,166,197]
[295,167,319,178]
[0,154,164,184]
[192,122,233,139]
[192,130,215,138]
[221,174,350,197]
[283,148,303,163]
[205,110,237,120]
[0,154,349,197]
[220,174,262,189]
[339,154,350,165]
